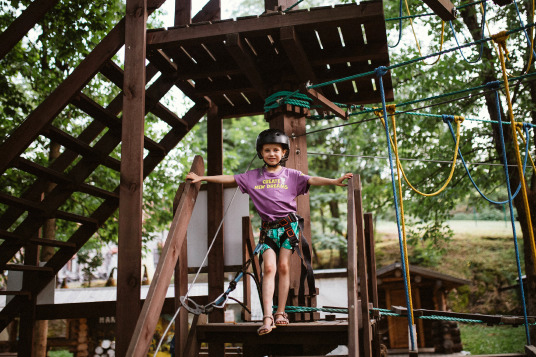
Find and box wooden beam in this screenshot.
[264,0,295,12]
[147,3,384,47]
[304,87,348,120]
[280,26,318,87]
[354,176,372,357]
[225,33,266,97]
[192,0,221,23]
[0,0,60,60]
[116,0,148,354]
[347,175,359,357]
[126,156,204,357]
[421,0,456,21]
[175,0,191,26]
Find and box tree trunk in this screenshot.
[461,6,536,334]
[32,141,60,357]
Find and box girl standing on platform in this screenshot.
[186,129,352,335]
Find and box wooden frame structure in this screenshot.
[0,0,393,356]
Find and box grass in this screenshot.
[459,324,526,354]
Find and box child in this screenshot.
[186,129,352,335]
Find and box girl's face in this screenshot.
[261,143,287,165]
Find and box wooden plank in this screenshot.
[242,217,253,321]
[175,0,191,26]
[347,175,359,357]
[364,213,378,308]
[354,175,372,357]
[42,126,122,171]
[421,0,456,21]
[116,0,148,354]
[147,3,384,47]
[0,0,60,60]
[0,0,165,177]
[4,264,53,273]
[225,33,266,97]
[125,156,204,357]
[280,26,319,88]
[184,314,207,357]
[305,87,348,120]
[192,0,221,23]
[265,0,295,11]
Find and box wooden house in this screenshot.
[376,262,471,353]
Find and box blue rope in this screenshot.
[375,66,417,352]
[493,89,531,344]
[512,0,536,59]
[389,0,404,48]
[443,115,530,204]
[448,0,487,64]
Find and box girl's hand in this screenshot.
[186,172,202,183]
[335,173,353,186]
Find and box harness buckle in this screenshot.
[279,218,290,226]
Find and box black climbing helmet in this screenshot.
[256,129,290,162]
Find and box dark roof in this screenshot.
[377,262,470,288]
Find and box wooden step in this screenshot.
[4,264,53,273]
[15,158,119,201]
[54,210,98,226]
[42,126,121,171]
[0,229,76,249]
[0,191,44,213]
[0,290,31,297]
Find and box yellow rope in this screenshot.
[405,0,445,66]
[493,32,536,272]
[375,109,464,197]
[515,124,536,174]
[387,104,415,325]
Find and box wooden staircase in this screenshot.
[0,0,210,333]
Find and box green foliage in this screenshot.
[460,324,525,354]
[407,220,453,266]
[48,351,74,357]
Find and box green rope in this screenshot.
[283,0,305,12]
[264,91,313,112]
[419,315,484,323]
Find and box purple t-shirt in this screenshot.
[234,167,311,222]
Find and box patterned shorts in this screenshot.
[259,221,300,256]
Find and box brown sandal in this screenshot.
[257,315,276,336]
[274,312,289,326]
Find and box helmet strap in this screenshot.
[263,160,281,168]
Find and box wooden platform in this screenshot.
[197,320,348,356]
[147,1,393,118]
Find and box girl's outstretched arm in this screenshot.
[186,172,236,184]
[308,173,353,186]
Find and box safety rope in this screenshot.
[493,32,534,345]
[374,109,464,197]
[389,0,404,48]
[375,66,417,352]
[443,113,531,205]
[264,91,313,112]
[449,0,487,64]
[516,124,536,173]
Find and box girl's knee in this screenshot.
[264,261,277,276]
[278,261,290,275]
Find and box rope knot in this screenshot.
[442,114,455,124]
[485,80,501,90]
[386,104,397,115]
[374,66,388,77]
[454,115,465,124]
[491,31,510,59]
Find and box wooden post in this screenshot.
[242,217,252,321]
[207,103,225,357]
[173,183,189,357]
[355,176,372,357]
[174,0,191,26]
[364,213,378,308]
[116,0,147,355]
[347,175,359,357]
[126,157,204,356]
[265,0,296,11]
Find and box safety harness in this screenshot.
[260,213,316,303]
